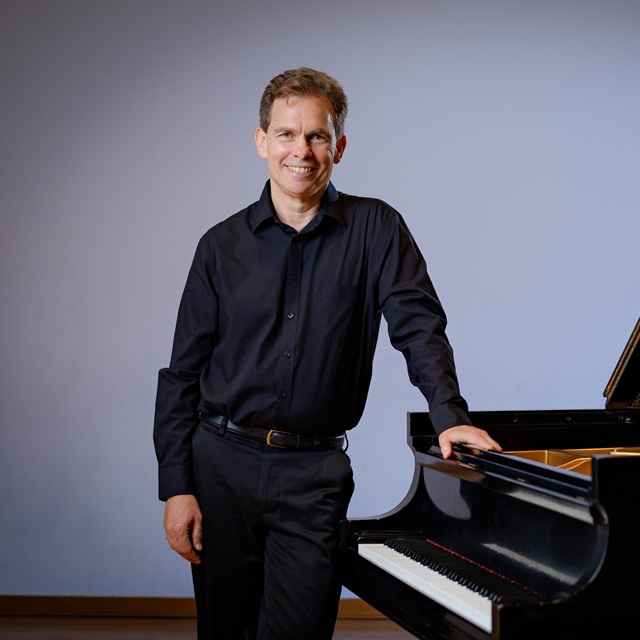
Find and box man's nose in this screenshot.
[293,138,312,157]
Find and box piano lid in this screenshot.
[603,316,640,409]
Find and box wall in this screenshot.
[1,0,638,597]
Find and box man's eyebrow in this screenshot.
[307,127,333,138]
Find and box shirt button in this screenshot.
[287,312,294,319]
[291,275,298,281]
[284,351,291,358]
[280,390,287,398]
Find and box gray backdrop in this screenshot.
[1,0,638,598]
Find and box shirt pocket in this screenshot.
[314,285,364,345]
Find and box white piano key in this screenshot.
[358,542,493,633]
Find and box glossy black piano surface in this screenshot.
[340,409,640,639]
[342,318,640,639]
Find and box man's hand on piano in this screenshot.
[438,425,502,460]
[164,494,203,564]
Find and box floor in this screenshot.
[0,616,415,639]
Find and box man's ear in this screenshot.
[333,135,347,165]
[255,128,268,159]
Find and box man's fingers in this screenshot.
[438,425,502,460]
[440,439,453,460]
[179,544,201,564]
[192,516,203,552]
[167,528,202,564]
[484,433,502,451]
[469,429,501,452]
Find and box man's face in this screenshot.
[255,94,346,208]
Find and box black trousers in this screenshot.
[191,420,355,640]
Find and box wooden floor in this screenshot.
[0,616,415,639]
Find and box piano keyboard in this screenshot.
[358,542,493,633]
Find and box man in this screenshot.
[154,67,501,640]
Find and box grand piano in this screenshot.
[341,318,640,639]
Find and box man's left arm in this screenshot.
[375,209,502,456]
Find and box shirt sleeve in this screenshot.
[153,235,219,500]
[374,209,472,433]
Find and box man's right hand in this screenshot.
[163,494,203,564]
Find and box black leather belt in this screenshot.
[200,414,345,451]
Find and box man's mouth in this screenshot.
[287,166,315,173]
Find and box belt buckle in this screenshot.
[266,429,294,449]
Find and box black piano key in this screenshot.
[385,537,545,605]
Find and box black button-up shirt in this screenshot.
[154,181,471,499]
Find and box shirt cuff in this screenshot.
[428,402,472,435]
[158,463,195,502]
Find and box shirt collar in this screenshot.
[249,180,345,233]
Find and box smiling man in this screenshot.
[255,92,346,230]
[154,67,500,640]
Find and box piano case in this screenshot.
[340,317,640,640]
